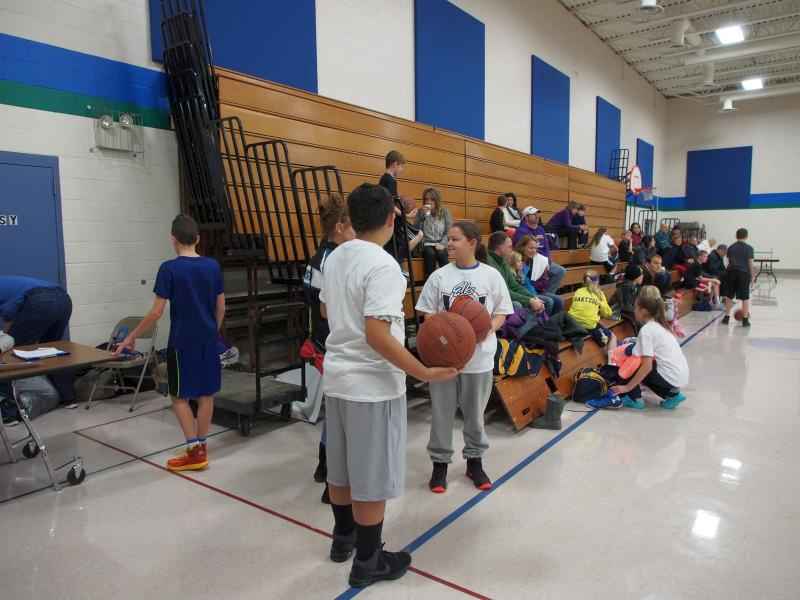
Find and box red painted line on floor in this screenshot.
[74,430,491,599]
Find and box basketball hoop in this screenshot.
[627,164,643,195]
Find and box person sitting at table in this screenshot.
[0,276,75,403]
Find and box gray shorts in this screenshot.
[325,395,407,502]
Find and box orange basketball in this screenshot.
[734,309,744,321]
[449,295,493,342]
[417,312,476,369]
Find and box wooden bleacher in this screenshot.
[213,67,685,431]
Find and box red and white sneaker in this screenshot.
[167,444,208,472]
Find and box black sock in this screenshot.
[318,443,326,463]
[331,503,354,536]
[355,521,383,561]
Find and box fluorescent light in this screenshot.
[721,458,742,470]
[716,25,745,45]
[741,78,763,91]
[692,510,721,540]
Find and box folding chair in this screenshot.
[85,317,158,412]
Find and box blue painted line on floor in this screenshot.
[335,313,719,599]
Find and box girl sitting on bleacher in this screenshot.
[514,235,564,314]
[568,271,613,346]
[611,289,689,410]
[589,227,619,280]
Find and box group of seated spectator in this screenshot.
[492,198,588,250]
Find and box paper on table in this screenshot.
[12,347,68,360]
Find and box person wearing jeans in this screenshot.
[512,207,566,294]
[0,276,74,403]
[415,187,452,278]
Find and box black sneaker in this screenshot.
[742,317,751,328]
[321,485,330,504]
[466,458,492,491]
[721,315,730,325]
[330,529,356,563]
[429,462,448,494]
[348,544,412,588]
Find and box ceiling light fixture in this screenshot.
[720,98,736,113]
[741,78,764,91]
[702,63,715,87]
[715,25,745,45]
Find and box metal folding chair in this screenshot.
[85,317,158,412]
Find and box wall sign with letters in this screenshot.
[0,215,19,226]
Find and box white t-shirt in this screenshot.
[501,207,521,228]
[320,239,407,402]
[529,253,550,282]
[415,262,514,373]
[633,321,690,388]
[591,233,616,263]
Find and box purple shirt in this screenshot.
[547,208,579,232]
[512,221,551,258]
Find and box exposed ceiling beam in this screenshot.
[663,70,800,94]
[595,0,779,41]
[684,32,800,65]
[649,56,800,83]
[722,81,800,101]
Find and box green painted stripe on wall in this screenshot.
[0,80,171,130]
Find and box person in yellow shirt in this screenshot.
[568,271,613,346]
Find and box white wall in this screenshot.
[315,0,668,188]
[661,95,800,269]
[0,0,179,345]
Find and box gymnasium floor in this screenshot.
[1,277,798,600]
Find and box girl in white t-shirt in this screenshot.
[610,287,690,410]
[590,227,618,274]
[416,221,514,494]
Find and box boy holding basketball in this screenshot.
[115,215,224,471]
[320,183,456,588]
[416,221,513,493]
[721,228,754,327]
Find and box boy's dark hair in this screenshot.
[736,228,748,240]
[488,231,509,252]
[496,195,507,206]
[320,193,348,238]
[171,214,199,245]
[347,183,394,234]
[385,150,406,168]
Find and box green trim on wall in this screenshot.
[0,80,170,130]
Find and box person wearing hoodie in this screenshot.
[546,201,582,249]
[512,206,566,293]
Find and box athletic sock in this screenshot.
[355,521,383,561]
[197,436,207,445]
[186,437,198,450]
[331,503,355,536]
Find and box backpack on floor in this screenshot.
[572,368,609,404]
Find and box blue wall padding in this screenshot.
[148,0,318,93]
[531,56,570,163]
[595,96,621,177]
[686,147,752,210]
[414,0,485,139]
[636,138,654,189]
[0,33,167,110]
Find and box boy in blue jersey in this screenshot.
[115,215,225,471]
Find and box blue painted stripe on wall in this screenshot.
[686,147,752,210]
[0,33,167,111]
[148,0,318,93]
[636,138,654,189]
[595,96,621,177]
[414,0,485,139]
[658,192,800,211]
[531,56,570,163]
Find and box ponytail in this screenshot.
[450,220,487,263]
[636,286,670,329]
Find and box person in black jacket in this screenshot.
[612,264,644,333]
[704,244,727,279]
[662,229,688,271]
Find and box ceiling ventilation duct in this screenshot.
[671,19,692,48]
[639,0,664,16]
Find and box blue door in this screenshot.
[0,152,65,286]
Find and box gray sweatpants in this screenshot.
[427,371,494,464]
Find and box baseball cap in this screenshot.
[625,264,643,281]
[522,206,539,217]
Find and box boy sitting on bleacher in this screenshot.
[612,264,644,333]
[546,201,582,250]
[683,250,721,307]
[654,223,671,255]
[486,232,548,315]
[704,244,727,279]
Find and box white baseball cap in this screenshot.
[522,206,539,216]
